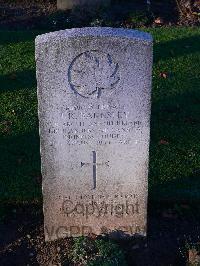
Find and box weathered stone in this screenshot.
[35,27,153,241]
[57,0,110,10]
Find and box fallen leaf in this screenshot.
[154,17,164,25]
[159,139,169,145]
[192,11,199,16]
[159,72,168,79]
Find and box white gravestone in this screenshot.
[35,27,153,241]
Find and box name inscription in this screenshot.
[48,103,142,146]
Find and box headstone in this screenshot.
[57,0,110,10]
[35,27,153,241]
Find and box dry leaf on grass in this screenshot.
[159,72,168,79]
[159,139,169,145]
[154,17,164,25]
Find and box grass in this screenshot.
[0,27,200,205]
[70,237,127,265]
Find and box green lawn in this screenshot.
[0,27,200,204]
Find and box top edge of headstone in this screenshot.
[35,27,153,45]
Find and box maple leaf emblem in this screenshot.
[68,51,120,98]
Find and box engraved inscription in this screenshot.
[48,103,142,147]
[68,51,120,98]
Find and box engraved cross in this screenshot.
[81,151,109,189]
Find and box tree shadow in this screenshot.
[150,173,200,203]
[0,70,36,93]
[149,86,200,203]
[154,34,200,63]
[0,31,40,45]
[0,131,41,202]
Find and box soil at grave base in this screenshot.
[0,0,199,30]
[0,203,200,265]
[0,204,72,265]
[0,0,57,29]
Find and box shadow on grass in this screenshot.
[0,70,36,93]
[0,131,41,202]
[0,31,40,45]
[0,10,72,33]
[150,173,200,203]
[149,93,200,202]
[154,34,200,63]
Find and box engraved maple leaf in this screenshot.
[69,51,120,98]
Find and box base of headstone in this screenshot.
[57,0,110,10]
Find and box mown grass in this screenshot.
[0,27,200,204]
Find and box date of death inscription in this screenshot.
[47,104,143,146]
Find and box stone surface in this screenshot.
[57,0,110,10]
[35,27,153,241]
